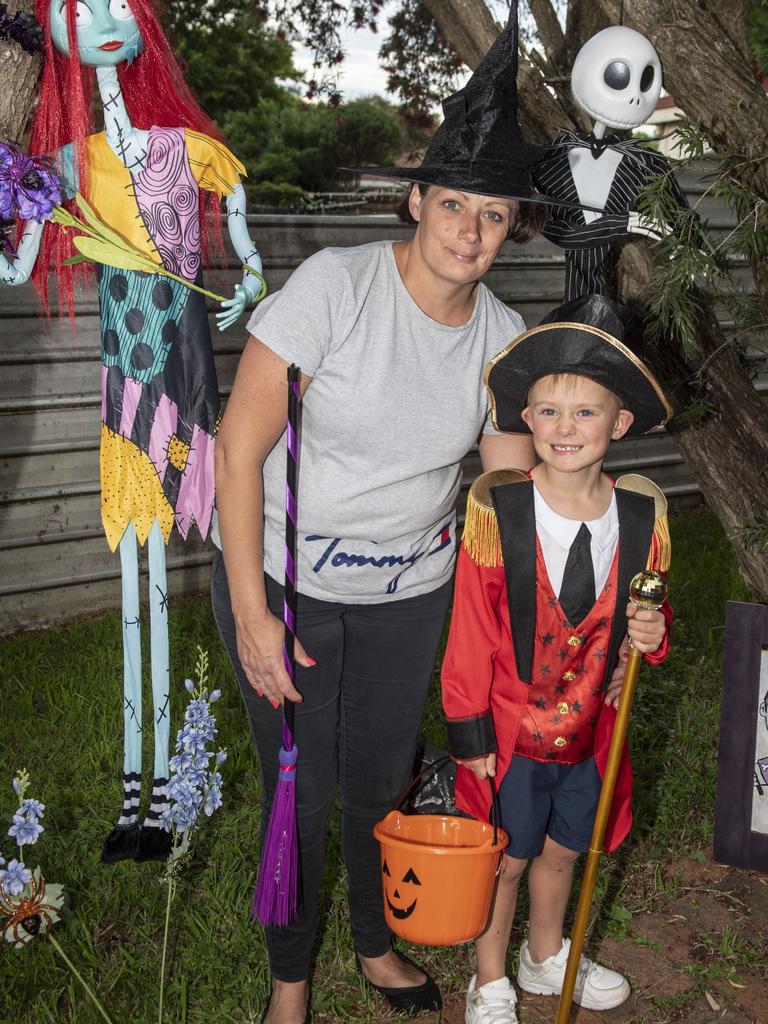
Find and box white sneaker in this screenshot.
[517,938,630,1010]
[465,974,519,1024]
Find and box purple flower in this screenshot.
[203,784,222,817]
[0,141,62,223]
[215,750,227,765]
[0,7,44,55]
[8,811,44,846]
[184,678,195,693]
[169,802,198,833]
[0,858,31,897]
[184,698,212,725]
[19,799,45,820]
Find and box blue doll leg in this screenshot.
[136,518,173,862]
[102,520,143,862]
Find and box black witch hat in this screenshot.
[485,294,672,435]
[344,3,563,204]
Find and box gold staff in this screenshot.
[555,569,669,1024]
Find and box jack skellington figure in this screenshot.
[534,26,689,302]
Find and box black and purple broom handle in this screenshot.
[282,364,301,749]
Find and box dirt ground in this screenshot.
[407,852,768,1024]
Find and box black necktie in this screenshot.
[559,523,596,627]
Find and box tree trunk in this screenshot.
[423,0,569,139]
[0,0,41,142]
[615,239,768,602]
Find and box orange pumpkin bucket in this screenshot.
[374,762,508,946]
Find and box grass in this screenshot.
[0,507,756,1023]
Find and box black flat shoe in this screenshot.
[355,949,442,1014]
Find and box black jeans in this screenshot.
[210,552,452,981]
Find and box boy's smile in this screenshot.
[522,374,634,475]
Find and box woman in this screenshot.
[212,10,558,1023]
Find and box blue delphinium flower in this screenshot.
[163,650,226,857]
[19,799,45,819]
[0,858,31,897]
[8,811,44,846]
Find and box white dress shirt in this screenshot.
[533,484,619,599]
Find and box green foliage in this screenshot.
[164,1,300,126]
[225,94,405,193]
[638,117,768,361]
[636,163,724,358]
[251,180,308,210]
[0,509,750,1021]
[747,0,768,75]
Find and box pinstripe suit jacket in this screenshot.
[534,131,689,302]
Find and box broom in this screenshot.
[253,364,302,926]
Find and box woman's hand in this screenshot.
[625,603,666,654]
[234,608,314,707]
[455,753,496,781]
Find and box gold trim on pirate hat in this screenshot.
[485,294,672,436]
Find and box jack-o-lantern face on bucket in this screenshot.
[382,859,421,920]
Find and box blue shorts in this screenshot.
[497,755,601,859]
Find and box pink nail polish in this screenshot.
[257,690,263,698]
[272,699,279,710]
[306,656,317,667]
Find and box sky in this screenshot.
[291,14,393,100]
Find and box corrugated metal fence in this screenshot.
[1,170,765,633]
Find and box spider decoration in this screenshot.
[0,869,64,948]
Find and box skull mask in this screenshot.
[571,26,662,131]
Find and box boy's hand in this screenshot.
[625,603,666,653]
[455,753,496,780]
[604,644,628,708]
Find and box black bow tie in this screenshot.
[586,131,621,159]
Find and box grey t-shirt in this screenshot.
[244,240,525,603]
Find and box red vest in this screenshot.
[515,538,618,763]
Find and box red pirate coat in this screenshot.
[442,473,672,852]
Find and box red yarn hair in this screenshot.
[30,0,225,314]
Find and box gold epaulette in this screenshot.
[462,469,528,567]
[615,473,671,573]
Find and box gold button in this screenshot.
[567,635,582,647]
[554,736,567,747]
[562,671,576,681]
[557,702,570,715]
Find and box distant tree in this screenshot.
[163,0,300,125]
[225,94,405,193]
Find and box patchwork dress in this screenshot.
[82,126,244,550]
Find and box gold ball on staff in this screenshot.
[629,570,668,610]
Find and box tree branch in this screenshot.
[422,0,573,140]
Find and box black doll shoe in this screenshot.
[101,823,140,863]
[134,825,173,862]
[355,949,442,1014]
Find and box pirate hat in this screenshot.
[485,294,672,436]
[342,4,568,205]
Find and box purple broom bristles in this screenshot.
[252,737,298,925]
[253,365,301,926]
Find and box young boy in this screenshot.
[441,294,673,1024]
